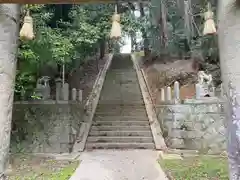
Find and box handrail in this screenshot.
[132,54,167,150]
[83,54,110,113]
[135,56,157,111]
[84,65,103,111]
[140,68,157,110]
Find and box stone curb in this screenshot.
[131,54,167,150]
[158,151,176,180]
[72,54,113,152]
[158,151,183,160]
[163,171,174,180]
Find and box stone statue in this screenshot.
[35,76,51,100]
[197,71,213,97]
[197,71,212,85]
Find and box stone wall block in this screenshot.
[156,97,226,154]
[11,102,84,154]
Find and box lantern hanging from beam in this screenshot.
[203,2,216,35]
[110,4,121,40]
[20,6,35,41]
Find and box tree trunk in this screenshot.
[218,1,240,179]
[176,0,184,15]
[184,0,192,43]
[99,38,105,59]
[130,31,136,52]
[159,0,168,55]
[0,4,20,179]
[149,0,161,54]
[139,3,149,55]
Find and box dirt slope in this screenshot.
[142,57,197,104]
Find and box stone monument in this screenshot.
[197,71,214,97]
[35,76,51,100]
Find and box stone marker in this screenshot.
[174,81,180,100]
[62,83,69,101]
[166,86,172,101]
[78,89,83,102]
[72,88,77,101]
[161,88,165,102]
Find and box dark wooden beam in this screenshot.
[0,0,148,4]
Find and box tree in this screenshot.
[139,2,149,55]
[0,4,20,179]
[218,0,240,179]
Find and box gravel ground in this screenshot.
[70,150,168,180]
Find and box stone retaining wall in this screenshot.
[156,97,226,154]
[11,101,84,154]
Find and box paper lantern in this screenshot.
[110,6,121,39]
[20,10,35,41]
[203,3,217,35]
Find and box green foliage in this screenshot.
[7,154,79,180]
[15,71,36,100]
[16,4,108,99]
[146,0,220,82]
[49,162,79,180]
[121,11,142,35]
[16,3,150,100]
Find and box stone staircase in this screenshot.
[85,54,155,149]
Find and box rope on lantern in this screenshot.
[110,4,121,40]
[203,2,216,35]
[20,5,34,41]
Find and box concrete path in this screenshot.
[69,150,168,180]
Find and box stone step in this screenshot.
[96,104,145,110]
[89,130,152,137]
[99,96,143,99]
[97,100,144,105]
[100,85,141,91]
[97,104,145,110]
[94,110,147,116]
[93,115,148,121]
[97,101,145,109]
[105,76,136,81]
[93,121,149,126]
[99,96,142,98]
[110,70,135,73]
[91,125,151,131]
[98,100,144,104]
[87,136,153,143]
[94,110,146,116]
[96,106,145,110]
[95,108,146,113]
[85,142,155,149]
